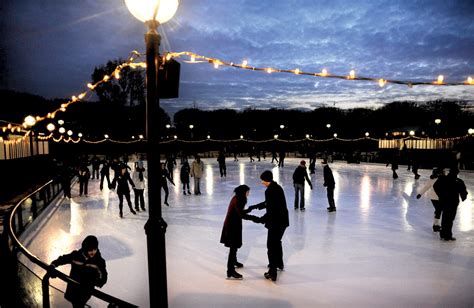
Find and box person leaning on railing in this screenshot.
[49,235,107,307]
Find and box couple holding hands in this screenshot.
[220,170,289,282]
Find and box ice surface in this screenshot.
[20,158,474,307]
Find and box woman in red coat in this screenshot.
[220,184,257,279]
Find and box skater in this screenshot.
[90,155,101,180]
[386,152,399,179]
[112,164,136,218]
[433,168,468,241]
[416,168,442,232]
[58,160,72,199]
[49,235,107,308]
[190,155,204,195]
[161,162,175,206]
[180,159,191,195]
[248,170,289,281]
[99,159,111,191]
[165,154,175,181]
[292,160,313,210]
[412,156,421,180]
[278,149,286,167]
[322,159,336,212]
[217,150,227,177]
[271,150,279,164]
[132,161,146,211]
[220,185,259,279]
[78,164,90,197]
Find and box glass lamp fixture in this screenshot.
[24,115,36,127]
[125,0,179,23]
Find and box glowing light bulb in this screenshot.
[139,134,144,139]
[166,54,172,61]
[240,135,244,139]
[173,135,177,139]
[58,120,64,125]
[46,123,55,132]
[67,130,73,136]
[321,68,328,77]
[274,134,279,139]
[349,70,356,79]
[467,76,473,85]
[103,75,110,81]
[87,83,94,89]
[365,132,370,137]
[306,134,310,138]
[409,130,415,136]
[267,68,273,74]
[378,79,386,87]
[437,75,444,84]
[104,134,109,139]
[59,127,66,134]
[190,55,195,62]
[294,68,300,75]
[213,61,219,69]
[24,115,36,127]
[114,71,120,79]
[207,135,211,139]
[78,133,83,138]
[78,93,85,99]
[242,60,248,68]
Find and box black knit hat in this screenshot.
[260,170,273,182]
[81,235,99,251]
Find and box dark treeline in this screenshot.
[1,89,472,141]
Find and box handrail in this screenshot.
[8,180,138,308]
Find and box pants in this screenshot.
[219,164,226,177]
[92,168,99,179]
[227,247,238,272]
[134,188,145,210]
[327,186,336,209]
[392,170,398,179]
[194,177,201,194]
[440,204,458,240]
[431,199,442,219]
[267,227,286,273]
[118,192,133,214]
[182,182,190,192]
[100,173,110,190]
[161,182,169,203]
[79,178,89,196]
[294,183,305,209]
[62,180,71,198]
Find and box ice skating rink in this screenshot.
[20,158,474,307]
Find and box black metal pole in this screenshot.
[143,20,168,308]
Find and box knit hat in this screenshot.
[260,170,273,182]
[300,160,306,165]
[81,235,99,251]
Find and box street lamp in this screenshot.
[125,1,179,307]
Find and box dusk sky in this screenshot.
[2,0,474,116]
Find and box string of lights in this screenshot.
[164,51,474,87]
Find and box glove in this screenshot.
[247,205,258,211]
[48,264,58,278]
[416,194,421,199]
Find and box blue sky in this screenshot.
[2,0,474,115]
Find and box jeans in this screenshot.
[294,183,305,209]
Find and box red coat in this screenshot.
[220,196,255,248]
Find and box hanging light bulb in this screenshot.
[67,130,73,136]
[467,76,473,85]
[24,115,36,127]
[242,60,248,68]
[58,127,66,134]
[266,68,273,74]
[294,68,300,75]
[321,68,328,77]
[349,70,356,79]
[378,79,386,87]
[46,123,55,132]
[437,75,444,84]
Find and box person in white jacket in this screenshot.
[190,155,204,195]
[416,168,442,232]
[132,161,146,211]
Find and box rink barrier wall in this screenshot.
[8,180,138,308]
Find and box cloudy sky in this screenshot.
[2,0,474,115]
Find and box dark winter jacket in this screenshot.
[293,165,312,187]
[51,249,107,304]
[220,196,256,248]
[254,181,289,230]
[433,174,468,208]
[112,172,135,194]
[180,163,190,183]
[323,165,335,188]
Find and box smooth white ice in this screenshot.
[20,158,474,307]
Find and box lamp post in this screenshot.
[125,1,179,307]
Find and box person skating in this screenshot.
[386,152,399,179]
[90,155,101,180]
[292,160,313,210]
[190,155,204,195]
[49,235,107,308]
[248,170,289,281]
[112,164,136,218]
[217,150,227,177]
[433,168,468,241]
[220,185,259,279]
[78,164,90,197]
[99,159,111,191]
[161,162,175,206]
[132,161,146,211]
[322,159,336,212]
[180,159,191,195]
[416,168,442,232]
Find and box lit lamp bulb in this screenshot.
[274,134,279,139]
[349,70,356,79]
[67,130,73,136]
[437,75,444,84]
[468,128,474,135]
[104,134,109,139]
[305,134,310,138]
[294,68,300,75]
[467,76,473,85]
[321,68,328,77]
[326,124,331,129]
[78,133,83,138]
[139,134,144,139]
[378,79,386,87]
[47,123,55,132]
[365,132,370,137]
[409,130,415,136]
[240,135,244,139]
[59,127,66,134]
[266,68,273,74]
[242,60,248,68]
[280,125,285,129]
[173,135,177,139]
[24,115,36,127]
[125,0,179,23]
[434,118,441,125]
[58,119,65,125]
[333,133,338,138]
[207,135,211,139]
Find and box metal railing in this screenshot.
[8,179,138,308]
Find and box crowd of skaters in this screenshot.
[53,148,467,285]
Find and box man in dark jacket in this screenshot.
[322,159,336,212]
[249,170,289,281]
[433,168,468,241]
[292,160,313,210]
[50,235,107,307]
[112,164,136,218]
